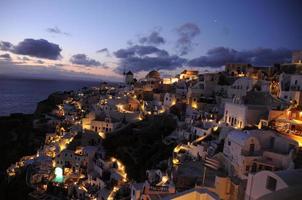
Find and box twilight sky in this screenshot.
[0,0,301,81]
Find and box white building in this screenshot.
[223,130,298,179]
[179,70,199,80]
[279,73,302,105]
[227,77,256,99]
[175,81,188,96]
[55,149,87,173]
[82,112,121,137]
[223,91,287,129]
[245,169,302,200]
[90,116,120,137]
[162,77,179,85]
[163,93,176,108]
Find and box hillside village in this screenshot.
[5,51,302,200]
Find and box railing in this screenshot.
[149,185,169,192]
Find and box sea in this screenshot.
[0,76,99,116]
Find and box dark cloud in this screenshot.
[96,48,110,56]
[116,55,186,73]
[54,63,65,67]
[188,47,292,67]
[139,31,165,46]
[114,45,186,73]
[176,22,201,55]
[0,53,11,60]
[114,45,168,58]
[127,40,134,46]
[36,60,44,64]
[16,56,31,63]
[70,54,101,67]
[21,56,30,61]
[0,39,62,60]
[96,48,109,53]
[102,64,110,69]
[0,41,14,51]
[46,26,70,36]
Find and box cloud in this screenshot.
[96,48,110,56]
[139,31,165,46]
[21,56,30,61]
[0,53,11,60]
[116,55,186,73]
[0,41,14,51]
[70,54,101,67]
[0,60,119,82]
[54,63,65,67]
[188,47,292,67]
[46,26,70,36]
[127,40,134,46]
[36,60,44,64]
[114,45,168,58]
[96,48,109,53]
[114,45,186,73]
[0,39,62,60]
[176,22,201,55]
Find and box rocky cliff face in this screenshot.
[0,91,70,199]
[34,91,69,115]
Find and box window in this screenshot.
[266,176,277,191]
[249,143,255,154]
[228,141,231,146]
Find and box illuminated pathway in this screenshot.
[107,157,128,200]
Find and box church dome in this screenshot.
[146,70,160,79]
[126,71,133,75]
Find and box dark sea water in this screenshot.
[0,77,99,116]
